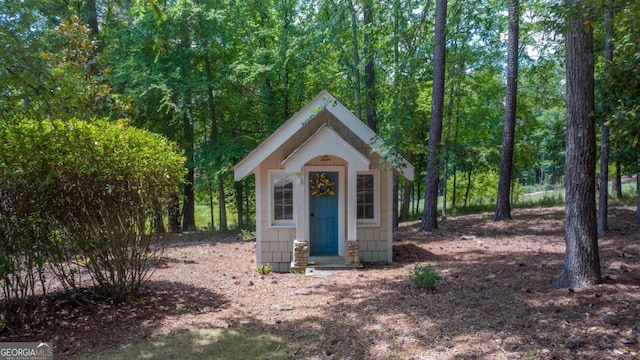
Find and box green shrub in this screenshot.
[408,265,441,290]
[256,263,273,275]
[0,119,185,317]
[239,229,256,242]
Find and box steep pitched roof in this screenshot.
[233,90,414,181]
[281,123,370,173]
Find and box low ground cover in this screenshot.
[2,205,639,359]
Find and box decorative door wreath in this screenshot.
[310,173,335,197]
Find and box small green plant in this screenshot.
[256,263,273,275]
[240,229,256,242]
[408,265,441,290]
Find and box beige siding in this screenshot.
[257,155,295,272]
[255,110,395,271]
[357,166,392,263]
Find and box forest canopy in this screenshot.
[0,0,638,230]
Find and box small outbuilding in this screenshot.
[234,91,414,272]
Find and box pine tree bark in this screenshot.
[182,104,196,231]
[182,167,196,231]
[419,0,447,232]
[154,211,165,234]
[597,7,613,236]
[553,0,601,288]
[495,0,519,221]
[399,151,413,221]
[84,0,99,37]
[169,194,181,233]
[208,179,216,230]
[614,161,623,198]
[363,0,377,133]
[218,178,228,231]
[347,0,362,119]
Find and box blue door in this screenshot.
[309,171,339,255]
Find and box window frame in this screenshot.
[269,170,295,227]
[356,170,380,227]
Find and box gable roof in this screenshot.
[281,123,370,174]
[233,90,414,181]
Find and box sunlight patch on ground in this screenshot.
[78,328,298,360]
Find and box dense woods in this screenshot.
[2,0,639,231]
[2,4,640,359]
[1,0,640,296]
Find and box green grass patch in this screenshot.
[76,328,299,360]
[194,205,239,231]
[515,189,566,208]
[403,180,637,219]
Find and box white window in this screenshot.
[357,171,379,226]
[270,171,295,226]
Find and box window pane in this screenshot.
[274,175,293,220]
[274,206,283,219]
[364,205,374,219]
[357,174,374,220]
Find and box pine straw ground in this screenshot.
[2,205,640,359]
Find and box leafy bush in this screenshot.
[408,265,441,290]
[256,263,273,275]
[239,229,256,242]
[0,192,49,323]
[0,119,185,320]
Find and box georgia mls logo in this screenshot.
[0,342,53,360]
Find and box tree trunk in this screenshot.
[464,168,472,208]
[182,111,196,231]
[245,180,252,223]
[399,151,413,221]
[363,1,377,132]
[441,54,459,221]
[415,179,421,216]
[400,180,413,221]
[218,178,228,231]
[452,167,457,209]
[208,179,216,230]
[419,0,447,232]
[154,211,165,234]
[347,0,362,119]
[615,161,623,198]
[553,0,600,288]
[235,180,244,228]
[597,7,613,236]
[441,163,448,220]
[180,24,196,232]
[169,194,181,233]
[84,0,99,37]
[203,48,221,230]
[281,2,292,118]
[495,0,519,221]
[182,168,196,231]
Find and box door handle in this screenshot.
[310,212,315,217]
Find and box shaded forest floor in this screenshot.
[2,205,640,359]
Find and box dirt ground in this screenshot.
[2,205,639,359]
